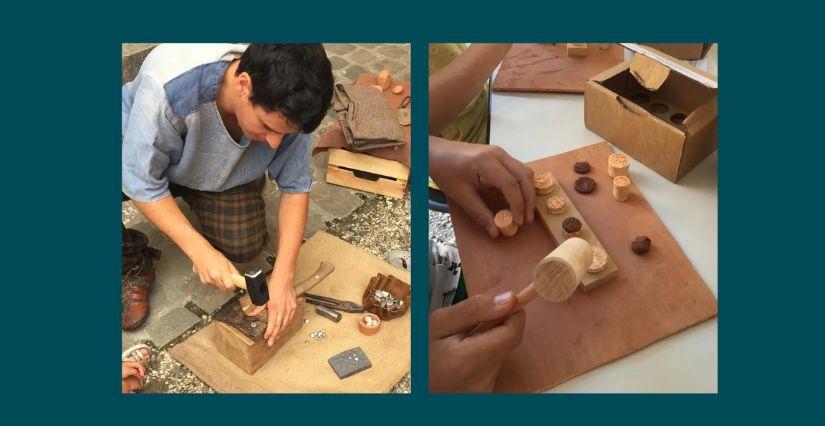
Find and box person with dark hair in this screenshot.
[122,44,334,347]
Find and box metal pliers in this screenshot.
[302,293,364,313]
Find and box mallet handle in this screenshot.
[468,283,537,336]
[230,274,247,290]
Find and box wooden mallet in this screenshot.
[469,237,592,335]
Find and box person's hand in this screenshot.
[190,243,241,292]
[429,291,526,393]
[430,138,535,238]
[249,269,298,346]
[121,360,145,393]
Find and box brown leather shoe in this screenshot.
[122,227,161,331]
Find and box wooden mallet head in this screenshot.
[531,237,592,302]
[469,238,592,335]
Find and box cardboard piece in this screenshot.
[584,49,718,182]
[169,232,411,393]
[641,43,713,61]
[449,142,717,393]
[492,43,625,94]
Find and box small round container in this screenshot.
[359,313,381,336]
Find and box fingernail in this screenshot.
[494,292,513,306]
[268,340,273,347]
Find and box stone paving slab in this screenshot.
[142,307,202,348]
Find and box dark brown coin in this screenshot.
[574,161,591,174]
[562,217,582,233]
[574,176,597,194]
[631,236,651,255]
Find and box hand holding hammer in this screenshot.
[469,237,592,335]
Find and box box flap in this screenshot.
[621,43,718,89]
[684,97,718,131]
[629,54,670,91]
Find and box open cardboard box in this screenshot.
[641,43,713,60]
[584,46,717,182]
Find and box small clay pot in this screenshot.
[359,313,381,336]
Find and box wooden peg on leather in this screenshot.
[494,209,518,237]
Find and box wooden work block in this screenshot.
[567,43,589,57]
[326,148,409,199]
[213,298,306,375]
[534,170,617,292]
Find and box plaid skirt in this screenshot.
[123,178,269,263]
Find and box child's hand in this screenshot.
[430,138,535,237]
[429,292,526,393]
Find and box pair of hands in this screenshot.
[190,244,296,346]
[430,138,536,237]
[429,138,535,392]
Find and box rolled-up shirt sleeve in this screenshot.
[267,132,313,194]
[121,75,182,203]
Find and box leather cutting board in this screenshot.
[492,43,625,94]
[450,142,717,393]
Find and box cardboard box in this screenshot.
[641,43,713,60]
[584,46,717,182]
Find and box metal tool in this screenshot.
[232,261,336,308]
[315,305,342,322]
[303,293,364,313]
[230,270,269,306]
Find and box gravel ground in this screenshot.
[429,210,456,247]
[327,192,411,259]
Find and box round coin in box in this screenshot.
[359,313,381,336]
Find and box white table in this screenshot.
[488,45,718,393]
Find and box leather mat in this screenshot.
[450,142,717,392]
[170,231,411,393]
[492,43,624,94]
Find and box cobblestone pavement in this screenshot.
[121,43,410,393]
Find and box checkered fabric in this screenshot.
[170,178,269,262]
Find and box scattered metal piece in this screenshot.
[309,329,327,341]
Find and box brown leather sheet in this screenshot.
[492,44,625,94]
[450,142,717,393]
[313,74,411,168]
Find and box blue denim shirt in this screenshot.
[122,44,312,203]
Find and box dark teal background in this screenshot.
[3,0,822,421]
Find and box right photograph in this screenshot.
[428,43,718,393]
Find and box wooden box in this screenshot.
[326,148,409,199]
[213,298,306,375]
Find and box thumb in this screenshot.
[448,190,499,238]
[430,291,516,338]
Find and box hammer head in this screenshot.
[244,270,269,306]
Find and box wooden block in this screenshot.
[534,170,617,292]
[567,43,589,57]
[326,148,409,199]
[213,299,305,375]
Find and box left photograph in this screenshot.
[121,43,411,394]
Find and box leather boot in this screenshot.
[122,226,161,331]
